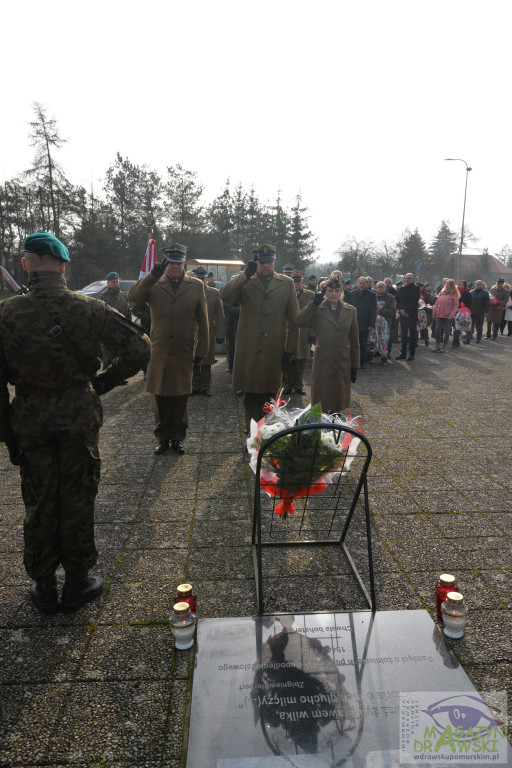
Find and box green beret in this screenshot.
[106,271,119,280]
[23,232,70,263]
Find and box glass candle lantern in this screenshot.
[170,601,196,650]
[436,573,458,619]
[174,583,197,613]
[441,591,468,639]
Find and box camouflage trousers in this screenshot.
[18,430,101,584]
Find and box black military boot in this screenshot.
[30,577,59,614]
[61,572,104,613]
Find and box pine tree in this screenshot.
[429,221,458,280]
[206,179,234,259]
[398,229,428,278]
[288,193,317,271]
[163,164,204,248]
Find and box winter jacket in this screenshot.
[432,292,459,320]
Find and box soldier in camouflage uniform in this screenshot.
[98,271,132,369]
[0,232,150,614]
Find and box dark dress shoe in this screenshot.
[236,389,243,396]
[200,388,211,396]
[61,576,104,613]
[154,440,170,455]
[294,388,306,395]
[395,353,407,359]
[171,440,185,454]
[30,582,59,614]
[407,355,415,361]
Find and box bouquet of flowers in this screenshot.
[454,306,472,331]
[247,391,364,515]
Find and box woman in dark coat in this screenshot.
[296,277,359,413]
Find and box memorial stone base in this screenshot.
[186,610,509,767]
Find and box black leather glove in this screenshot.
[244,260,258,279]
[282,352,292,369]
[308,336,316,344]
[215,338,224,344]
[151,261,166,279]
[351,368,357,383]
[193,355,202,365]
[4,430,22,466]
[313,287,327,305]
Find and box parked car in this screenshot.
[77,279,136,298]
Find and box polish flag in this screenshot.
[139,238,157,279]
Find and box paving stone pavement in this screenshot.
[1,336,511,766]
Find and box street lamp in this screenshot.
[445,158,472,282]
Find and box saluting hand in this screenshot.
[244,260,258,278]
[151,262,166,278]
[313,286,327,305]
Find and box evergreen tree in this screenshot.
[288,193,317,271]
[267,191,291,267]
[206,179,234,259]
[429,220,458,280]
[163,164,204,252]
[398,229,428,278]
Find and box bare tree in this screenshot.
[26,102,68,237]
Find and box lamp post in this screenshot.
[445,158,472,283]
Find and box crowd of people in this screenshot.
[1,231,511,614]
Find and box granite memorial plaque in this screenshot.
[186,610,509,767]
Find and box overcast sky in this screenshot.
[2,0,511,262]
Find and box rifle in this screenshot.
[0,266,28,295]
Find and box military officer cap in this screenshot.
[193,267,208,278]
[161,243,187,262]
[23,231,70,263]
[291,273,304,282]
[106,271,119,280]
[251,244,276,263]
[282,263,296,275]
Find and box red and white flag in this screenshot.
[139,238,157,279]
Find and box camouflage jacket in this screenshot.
[0,271,150,439]
[98,286,131,318]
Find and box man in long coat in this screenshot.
[128,243,209,455]
[296,278,360,413]
[191,266,225,396]
[486,278,509,339]
[220,244,299,430]
[282,273,315,394]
